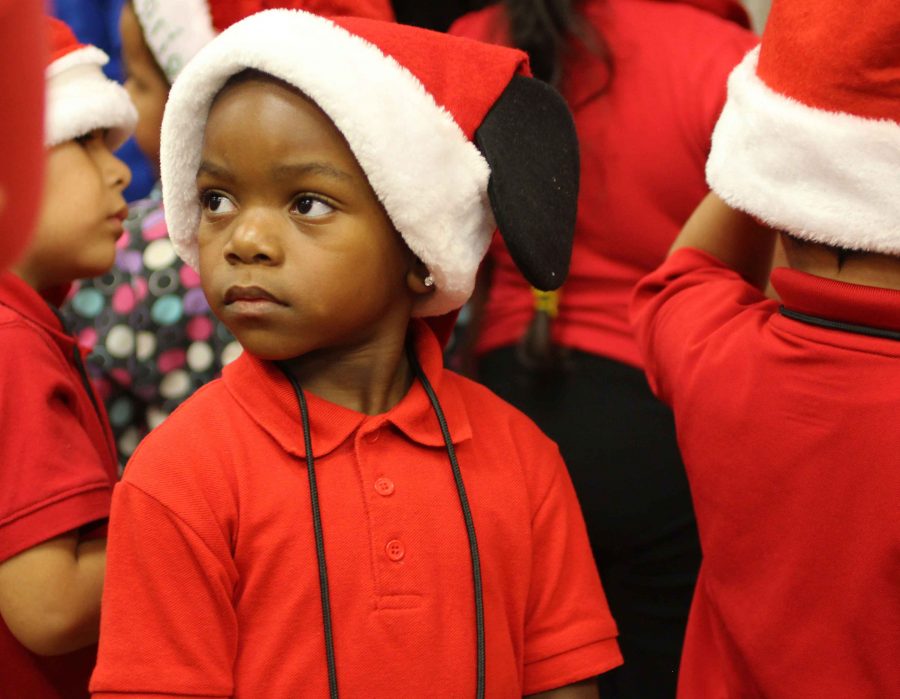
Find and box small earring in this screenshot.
[423,274,435,288]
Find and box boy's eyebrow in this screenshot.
[196,160,234,181]
[271,162,354,182]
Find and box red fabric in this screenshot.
[337,15,529,139]
[757,0,900,121]
[91,320,621,697]
[0,0,45,271]
[451,0,757,368]
[631,248,900,698]
[0,272,118,699]
[209,0,395,30]
[46,16,87,64]
[667,0,750,27]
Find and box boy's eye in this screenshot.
[74,130,103,146]
[292,196,334,218]
[201,192,236,215]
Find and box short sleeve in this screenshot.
[631,247,775,405]
[0,324,113,562]
[522,443,622,695]
[90,481,238,698]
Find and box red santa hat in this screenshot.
[131,0,396,84]
[45,17,136,149]
[707,0,900,254]
[160,9,579,316]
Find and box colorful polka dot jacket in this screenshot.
[62,185,239,466]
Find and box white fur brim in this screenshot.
[46,47,137,149]
[160,9,494,317]
[707,46,900,254]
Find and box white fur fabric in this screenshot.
[708,46,900,254]
[133,0,216,83]
[46,47,137,149]
[160,9,494,317]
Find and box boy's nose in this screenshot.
[105,149,132,192]
[224,212,283,266]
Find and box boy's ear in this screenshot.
[475,75,579,291]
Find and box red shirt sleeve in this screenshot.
[521,436,623,694]
[630,247,776,405]
[0,323,113,562]
[91,480,238,698]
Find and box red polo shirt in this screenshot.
[0,271,118,699]
[451,0,757,368]
[92,320,622,698]
[632,248,900,698]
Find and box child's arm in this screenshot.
[526,678,599,698]
[0,531,105,655]
[670,192,776,290]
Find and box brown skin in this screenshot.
[13,130,131,293]
[780,233,900,291]
[197,77,433,414]
[119,1,169,171]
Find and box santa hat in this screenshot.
[160,9,578,316]
[132,0,396,84]
[707,0,900,254]
[46,17,136,149]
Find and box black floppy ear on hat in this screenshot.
[475,75,579,291]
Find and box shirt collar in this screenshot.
[223,319,472,459]
[771,266,900,334]
[0,272,76,349]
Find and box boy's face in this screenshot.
[197,77,421,362]
[14,131,130,291]
[120,2,169,171]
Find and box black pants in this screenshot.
[479,347,700,699]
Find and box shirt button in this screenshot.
[374,477,395,496]
[366,428,381,443]
[385,539,405,561]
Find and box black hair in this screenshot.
[503,0,612,87]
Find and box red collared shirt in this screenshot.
[0,271,118,699]
[632,248,900,698]
[451,0,757,368]
[92,319,622,698]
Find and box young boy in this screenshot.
[0,17,135,699]
[631,1,900,697]
[91,9,621,698]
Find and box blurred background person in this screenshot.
[450,1,757,696]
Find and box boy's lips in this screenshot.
[224,285,286,305]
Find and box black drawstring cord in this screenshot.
[779,305,900,341]
[278,365,340,699]
[278,341,486,699]
[406,343,486,699]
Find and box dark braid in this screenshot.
[503,0,611,87]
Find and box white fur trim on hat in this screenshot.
[46,46,137,149]
[707,46,900,255]
[161,9,493,316]
[133,0,217,83]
